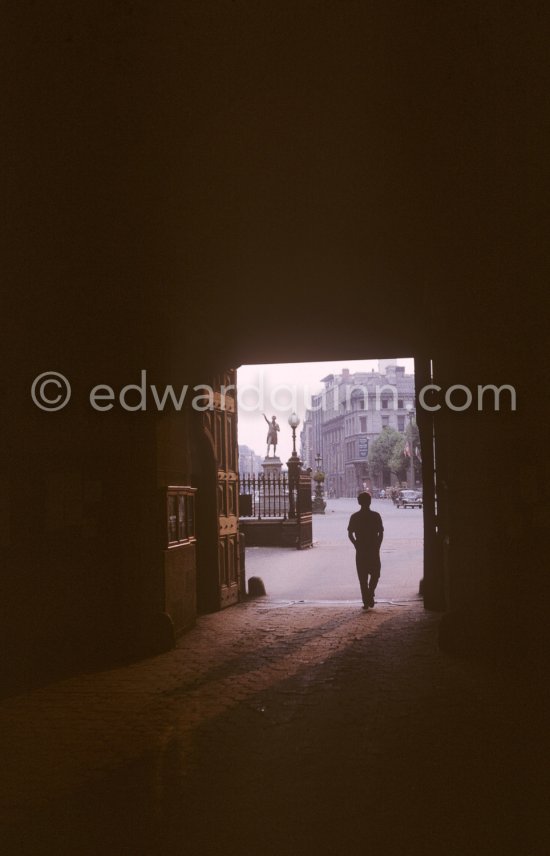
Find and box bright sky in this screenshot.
[237,357,414,462]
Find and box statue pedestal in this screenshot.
[261,456,282,478]
[260,457,284,519]
[312,496,326,514]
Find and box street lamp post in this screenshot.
[406,404,416,489]
[287,412,301,519]
[312,452,326,514]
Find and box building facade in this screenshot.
[303,361,415,497]
[238,445,263,476]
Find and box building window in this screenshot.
[398,399,404,409]
[360,416,367,432]
[398,415,405,431]
[381,399,389,409]
[381,415,390,427]
[167,486,197,547]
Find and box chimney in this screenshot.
[378,358,397,375]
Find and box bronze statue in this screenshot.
[263,413,280,457]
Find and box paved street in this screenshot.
[245,497,423,603]
[1,500,548,855]
[1,596,547,856]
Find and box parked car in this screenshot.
[396,489,423,509]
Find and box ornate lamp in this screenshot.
[287,412,301,518]
[312,452,326,514]
[288,411,300,457]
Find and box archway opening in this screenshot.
[236,356,428,607]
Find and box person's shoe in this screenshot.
[362,604,369,610]
[369,596,375,607]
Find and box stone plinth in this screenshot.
[261,456,283,478]
[312,496,326,514]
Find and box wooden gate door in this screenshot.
[201,370,242,609]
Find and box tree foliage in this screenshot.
[389,434,407,475]
[404,422,422,482]
[368,424,422,484]
[368,427,405,480]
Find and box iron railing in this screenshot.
[238,471,313,521]
[238,473,289,519]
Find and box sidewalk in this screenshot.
[1,597,548,855]
[244,497,423,602]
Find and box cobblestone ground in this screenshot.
[1,599,548,855]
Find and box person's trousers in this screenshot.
[355,551,381,606]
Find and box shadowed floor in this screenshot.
[1,599,548,855]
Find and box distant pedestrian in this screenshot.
[347,492,384,609]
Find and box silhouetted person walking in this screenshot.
[348,492,384,609]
